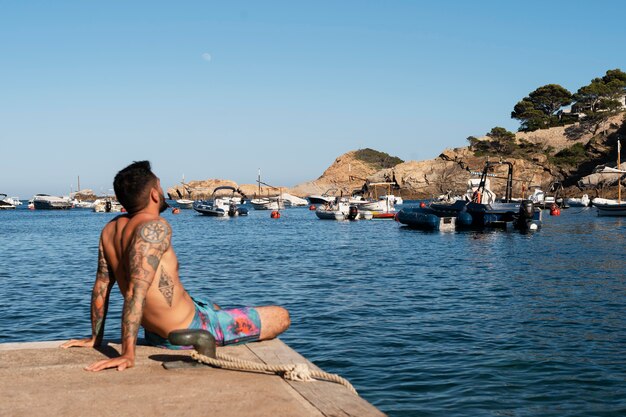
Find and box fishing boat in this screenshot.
[358,183,398,219]
[31,194,73,210]
[250,196,284,210]
[592,141,626,216]
[193,186,248,217]
[250,169,285,210]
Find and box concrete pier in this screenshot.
[0,338,385,417]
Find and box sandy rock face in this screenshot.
[368,147,554,199]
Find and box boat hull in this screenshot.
[250,199,285,210]
[315,209,346,220]
[175,199,194,209]
[396,208,456,231]
[594,201,626,216]
[308,196,335,205]
[33,201,72,210]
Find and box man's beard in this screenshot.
[158,193,169,213]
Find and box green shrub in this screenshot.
[549,142,587,166]
[354,148,403,169]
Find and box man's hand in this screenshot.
[85,355,134,372]
[60,337,99,349]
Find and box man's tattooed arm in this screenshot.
[120,219,171,360]
[90,241,115,345]
[60,238,116,350]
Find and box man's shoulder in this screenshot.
[134,216,172,243]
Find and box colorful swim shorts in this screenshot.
[144,297,262,350]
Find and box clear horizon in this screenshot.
[2,1,626,197]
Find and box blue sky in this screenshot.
[2,1,626,197]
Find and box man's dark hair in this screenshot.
[113,161,158,214]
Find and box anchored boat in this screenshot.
[408,161,541,231]
[193,186,248,217]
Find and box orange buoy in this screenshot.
[309,205,316,211]
[271,210,281,218]
[549,204,560,216]
[172,207,180,214]
[419,202,426,208]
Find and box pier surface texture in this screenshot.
[0,338,385,417]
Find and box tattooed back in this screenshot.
[100,213,197,338]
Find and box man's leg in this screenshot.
[255,306,290,340]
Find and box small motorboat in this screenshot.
[0,194,18,210]
[315,199,372,220]
[565,194,591,207]
[308,188,339,205]
[193,186,248,217]
[175,198,194,209]
[93,199,124,213]
[31,194,73,210]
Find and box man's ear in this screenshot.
[150,187,160,203]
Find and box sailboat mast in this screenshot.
[618,140,621,204]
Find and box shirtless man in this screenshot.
[61,161,290,371]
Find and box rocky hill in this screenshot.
[168,114,625,201]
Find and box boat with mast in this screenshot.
[250,169,285,210]
[593,140,626,216]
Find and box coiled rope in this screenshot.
[191,350,358,395]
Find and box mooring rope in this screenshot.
[191,351,358,395]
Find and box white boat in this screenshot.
[593,197,626,216]
[7,196,22,206]
[0,194,18,209]
[250,169,287,210]
[175,199,194,209]
[359,194,396,214]
[250,197,285,210]
[193,186,248,217]
[93,199,124,213]
[280,193,308,207]
[315,200,372,220]
[31,194,73,210]
[565,194,591,207]
[592,141,625,217]
[381,194,403,205]
[308,188,339,205]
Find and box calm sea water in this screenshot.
[1,203,625,416]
